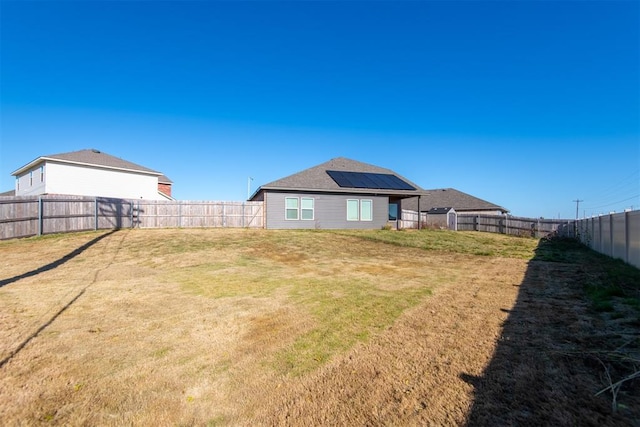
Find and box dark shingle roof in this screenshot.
[403,188,508,213]
[12,149,167,178]
[0,190,15,197]
[253,157,423,199]
[427,207,454,214]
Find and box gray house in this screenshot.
[249,157,424,229]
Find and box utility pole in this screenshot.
[573,199,583,219]
[247,177,253,200]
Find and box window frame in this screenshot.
[301,197,314,220]
[40,165,44,182]
[29,171,33,186]
[360,199,373,221]
[388,202,398,221]
[285,197,299,220]
[346,199,360,221]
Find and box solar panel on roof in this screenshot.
[326,170,416,190]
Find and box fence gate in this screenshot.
[448,212,457,231]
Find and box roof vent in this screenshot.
[91,149,101,153]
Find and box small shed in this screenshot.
[426,207,457,230]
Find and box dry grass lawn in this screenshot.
[0,228,638,426]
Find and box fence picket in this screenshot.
[0,196,264,239]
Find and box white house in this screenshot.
[11,149,173,200]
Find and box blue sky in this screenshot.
[1,0,638,219]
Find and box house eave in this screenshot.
[12,157,163,177]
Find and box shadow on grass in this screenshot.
[0,229,122,369]
[461,237,640,426]
[0,230,118,289]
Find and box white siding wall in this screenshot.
[42,162,162,199]
[15,165,46,196]
[45,163,162,200]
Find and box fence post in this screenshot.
[38,196,43,236]
[130,201,134,228]
[242,202,245,228]
[609,214,614,257]
[625,211,630,264]
[94,197,98,230]
[474,215,479,231]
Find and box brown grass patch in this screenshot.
[0,228,637,426]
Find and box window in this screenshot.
[347,199,359,221]
[29,171,33,186]
[301,197,314,220]
[347,199,373,221]
[285,197,299,220]
[388,203,398,221]
[40,166,44,182]
[361,200,373,221]
[16,177,19,191]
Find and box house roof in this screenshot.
[158,174,173,184]
[428,207,455,214]
[11,149,167,178]
[250,157,423,200]
[403,188,508,213]
[0,190,15,197]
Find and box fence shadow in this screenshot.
[461,237,634,426]
[97,198,140,229]
[0,230,117,289]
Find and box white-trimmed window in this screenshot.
[40,166,44,182]
[301,197,314,220]
[29,171,33,186]
[347,199,359,221]
[347,199,373,221]
[360,199,373,221]
[285,197,299,220]
[16,177,19,191]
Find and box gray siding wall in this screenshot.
[265,192,389,229]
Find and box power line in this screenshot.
[581,169,639,214]
[584,194,640,211]
[584,169,640,208]
[588,169,639,200]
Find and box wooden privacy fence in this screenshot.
[398,209,427,229]
[456,214,567,238]
[135,200,263,229]
[398,210,566,238]
[0,196,264,240]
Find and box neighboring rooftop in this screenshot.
[12,149,164,177]
[404,188,508,214]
